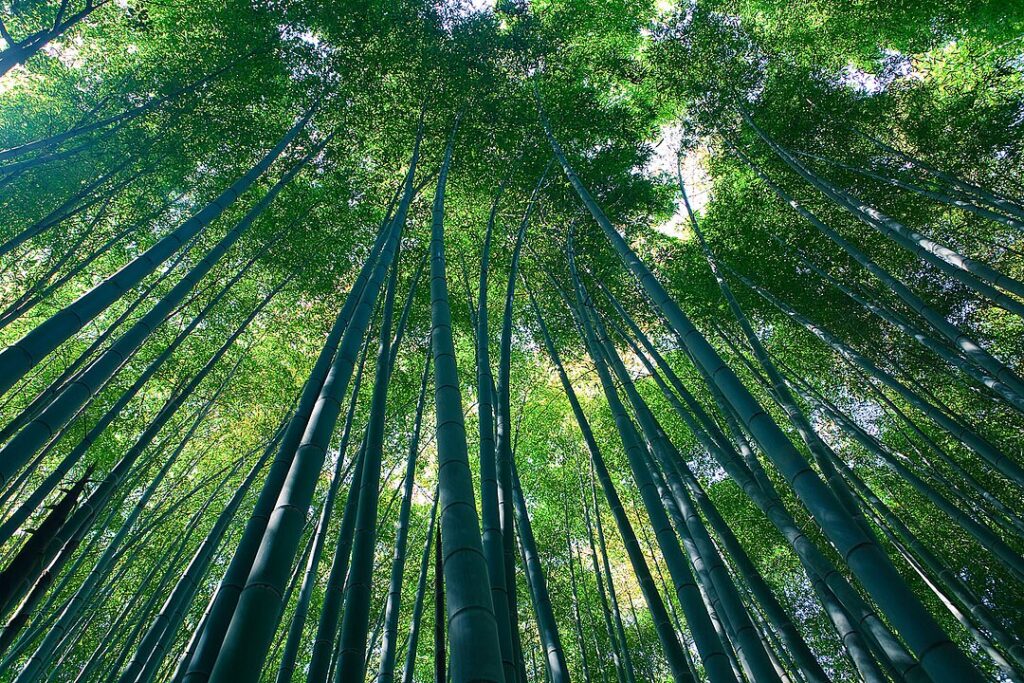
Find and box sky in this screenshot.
[646,123,712,240]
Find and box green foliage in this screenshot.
[0,0,1022,681]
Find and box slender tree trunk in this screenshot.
[185,214,396,683]
[307,439,368,683]
[0,511,90,655]
[300,156,428,683]
[333,239,407,682]
[400,493,440,683]
[831,437,1024,674]
[71,529,187,683]
[0,240,272,547]
[12,320,260,683]
[584,277,781,683]
[167,584,218,683]
[645,447,751,682]
[585,473,636,683]
[616,293,914,681]
[376,352,431,683]
[678,177,883,538]
[135,432,288,683]
[0,207,148,330]
[624,593,654,681]
[0,225,203,450]
[0,491,125,665]
[14,335,253,654]
[601,285,834,683]
[785,360,1024,582]
[563,502,592,683]
[16,285,272,683]
[122,444,272,683]
[510,463,569,683]
[633,521,697,680]
[270,341,370,683]
[427,113,505,683]
[495,169,549,683]
[0,466,92,618]
[101,466,238,681]
[207,163,410,681]
[719,314,1024,545]
[337,167,429,683]
[435,525,445,683]
[264,516,323,676]
[196,157,411,683]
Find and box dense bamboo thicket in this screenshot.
[0,0,1023,681]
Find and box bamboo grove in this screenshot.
[0,0,1022,681]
